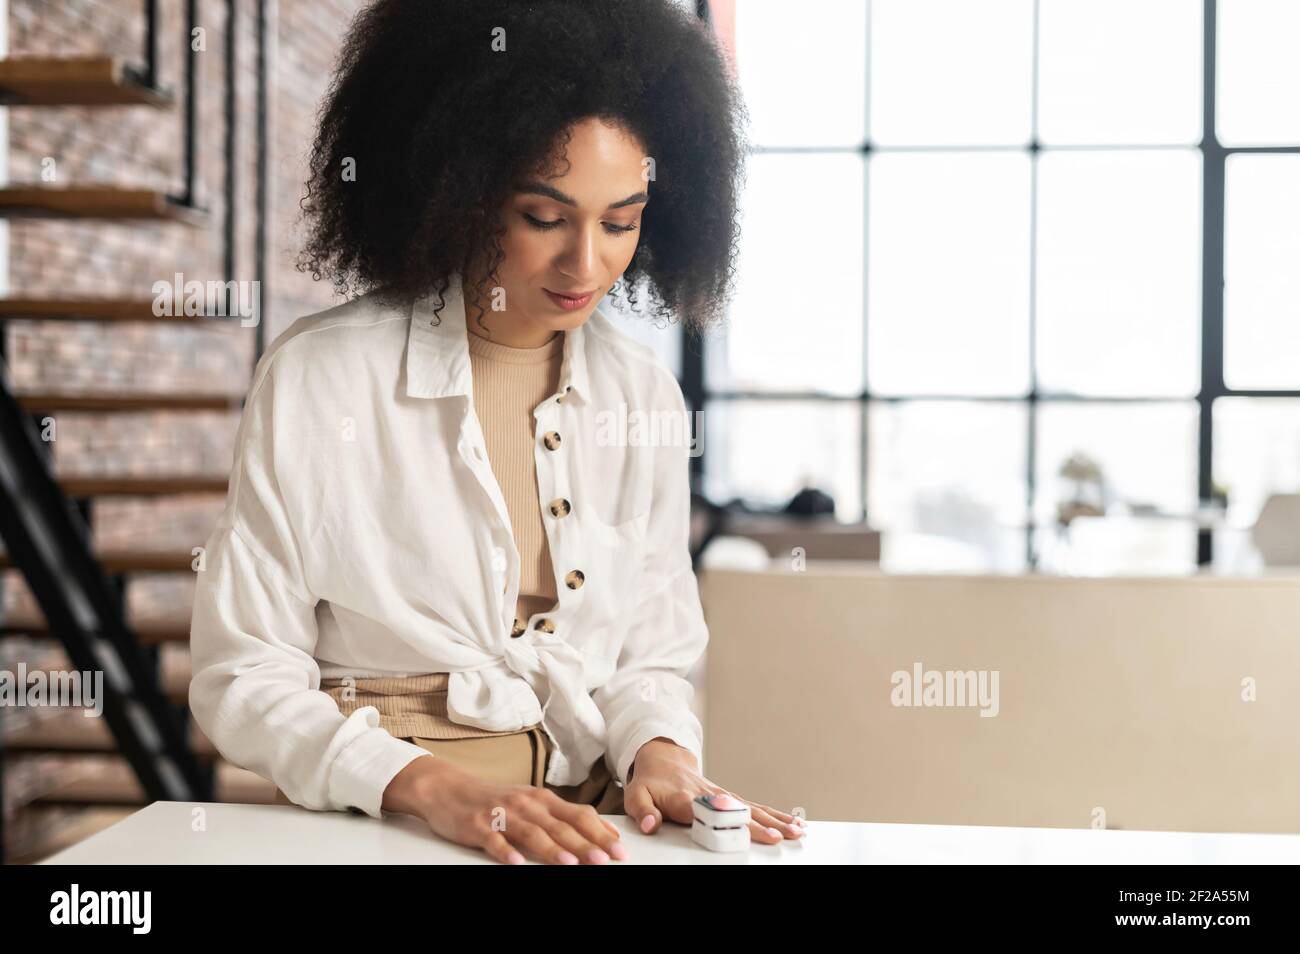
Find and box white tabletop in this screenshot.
[38,801,1300,864]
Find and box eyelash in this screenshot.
[522,213,638,235]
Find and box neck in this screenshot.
[465,313,560,350]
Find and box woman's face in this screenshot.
[465,117,649,346]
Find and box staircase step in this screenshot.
[0,56,170,107]
[0,549,199,573]
[21,654,190,704]
[58,475,229,496]
[29,759,275,807]
[0,186,205,224]
[0,297,236,323]
[4,806,138,865]
[15,391,241,412]
[0,618,192,646]
[7,710,216,757]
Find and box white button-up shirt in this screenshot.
[188,273,708,819]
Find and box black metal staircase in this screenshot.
[0,0,272,862]
[0,375,214,821]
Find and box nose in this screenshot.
[556,222,600,283]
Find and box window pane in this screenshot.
[1217,0,1300,146]
[1036,151,1201,396]
[709,153,864,394]
[1033,518,1199,575]
[1038,0,1203,145]
[869,0,1034,146]
[733,0,866,147]
[704,400,862,521]
[882,527,1028,574]
[1213,397,1300,527]
[1034,402,1199,524]
[867,152,1031,396]
[1223,155,1300,389]
[867,400,1028,571]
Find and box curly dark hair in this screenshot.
[296,0,747,336]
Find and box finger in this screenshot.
[551,801,629,861]
[569,798,622,840]
[624,779,661,834]
[659,785,701,827]
[750,801,803,828]
[510,819,581,865]
[748,819,784,845]
[482,831,527,865]
[538,814,615,864]
[729,792,807,835]
[749,804,804,839]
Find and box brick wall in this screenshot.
[1,0,371,859]
[3,0,367,592]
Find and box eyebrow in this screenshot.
[517,181,648,210]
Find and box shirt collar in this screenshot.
[405,271,591,405]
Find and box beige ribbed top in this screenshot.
[465,326,565,625]
[320,325,565,741]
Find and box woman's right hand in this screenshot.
[383,755,628,865]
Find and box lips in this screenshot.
[543,288,595,310]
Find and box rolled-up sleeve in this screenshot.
[592,371,707,786]
[188,353,430,819]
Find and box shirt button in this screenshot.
[543,431,562,451]
[533,617,556,634]
[510,618,526,638]
[549,498,571,518]
[564,569,585,590]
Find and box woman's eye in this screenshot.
[523,213,562,230]
[522,213,638,236]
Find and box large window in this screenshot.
[687,0,1300,573]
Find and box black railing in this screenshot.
[0,378,213,815]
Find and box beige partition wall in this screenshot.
[699,565,1300,834]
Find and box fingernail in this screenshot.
[557,850,579,865]
[641,814,656,833]
[767,827,781,839]
[608,841,629,860]
[507,850,525,864]
[587,848,610,864]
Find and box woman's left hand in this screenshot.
[623,738,807,844]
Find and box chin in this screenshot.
[534,303,596,330]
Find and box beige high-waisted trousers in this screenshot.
[270,673,625,815]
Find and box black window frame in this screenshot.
[682,0,1300,571]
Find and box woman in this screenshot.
[189,0,805,864]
